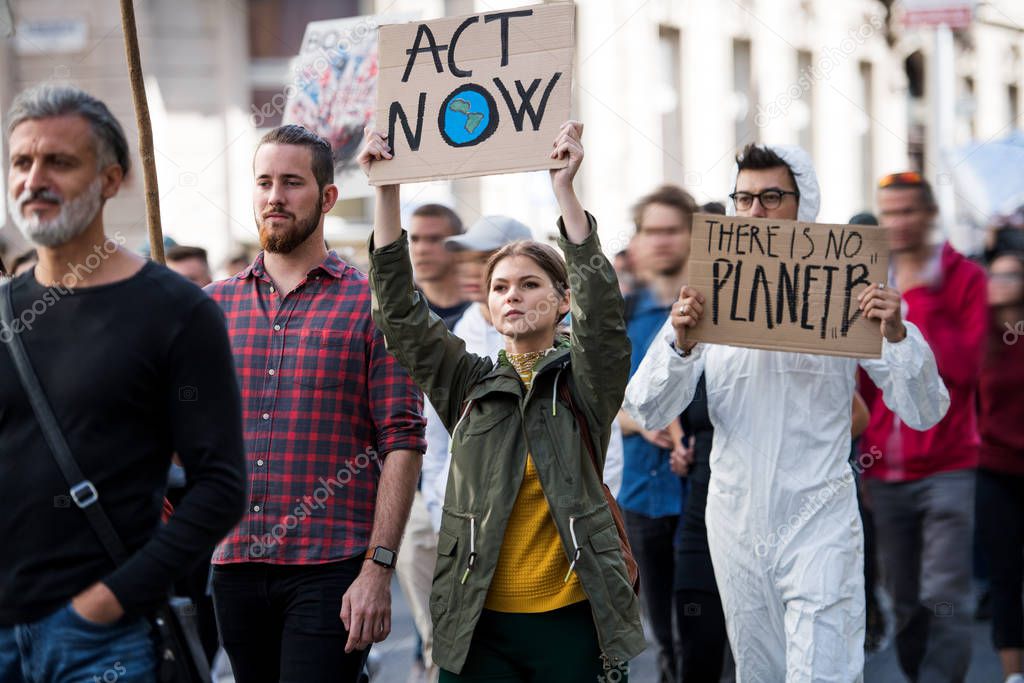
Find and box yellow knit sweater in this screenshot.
[484,350,587,613]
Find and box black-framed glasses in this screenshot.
[729,188,800,211]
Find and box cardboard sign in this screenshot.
[369,2,574,186]
[687,214,890,358]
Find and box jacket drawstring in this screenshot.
[551,366,564,416]
[461,516,477,584]
[564,515,581,583]
[453,399,474,437]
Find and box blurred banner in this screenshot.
[283,15,383,171]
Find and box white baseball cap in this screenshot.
[444,215,532,252]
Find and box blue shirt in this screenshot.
[618,287,686,518]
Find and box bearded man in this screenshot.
[204,124,425,683]
[0,85,246,681]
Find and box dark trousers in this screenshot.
[674,589,726,683]
[867,470,975,683]
[173,555,218,665]
[855,471,880,610]
[212,558,369,683]
[977,467,1024,650]
[439,602,618,683]
[623,510,678,683]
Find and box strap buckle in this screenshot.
[69,481,99,508]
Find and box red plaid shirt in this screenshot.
[206,251,425,565]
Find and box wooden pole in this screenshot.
[119,0,165,264]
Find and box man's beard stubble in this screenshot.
[9,177,104,248]
[257,195,323,254]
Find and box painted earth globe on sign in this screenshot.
[439,84,499,147]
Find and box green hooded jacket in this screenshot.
[368,214,645,674]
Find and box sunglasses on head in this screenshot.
[878,171,925,189]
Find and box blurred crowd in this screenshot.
[2,82,1023,683]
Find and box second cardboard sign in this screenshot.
[687,213,890,358]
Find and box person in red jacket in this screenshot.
[859,171,987,683]
[977,252,1024,683]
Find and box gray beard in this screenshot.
[9,177,104,248]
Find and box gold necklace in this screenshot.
[506,348,555,381]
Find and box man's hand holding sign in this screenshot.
[858,282,907,343]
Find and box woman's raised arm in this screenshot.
[550,121,588,245]
[357,128,402,249]
[358,129,492,431]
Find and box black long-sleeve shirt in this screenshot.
[0,262,246,624]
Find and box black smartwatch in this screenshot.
[368,545,397,569]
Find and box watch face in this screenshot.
[373,546,396,567]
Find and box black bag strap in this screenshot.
[0,280,130,566]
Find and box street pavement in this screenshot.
[211,577,1002,682]
[374,578,1003,683]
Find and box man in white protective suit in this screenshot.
[622,143,950,682]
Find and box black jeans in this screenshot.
[623,510,678,683]
[675,589,726,683]
[212,558,369,683]
[977,467,1024,650]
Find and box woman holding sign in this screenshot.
[623,144,950,682]
[358,122,645,682]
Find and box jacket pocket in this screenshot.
[430,528,459,621]
[589,523,620,554]
[460,402,516,437]
[588,522,637,613]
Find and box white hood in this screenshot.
[726,144,821,222]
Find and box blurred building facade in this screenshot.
[1,0,1022,267]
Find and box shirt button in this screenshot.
[269,286,276,293]
[262,413,270,420]
[268,369,276,376]
[256,459,265,466]
[273,324,281,331]
[650,469,658,476]
[253,505,261,512]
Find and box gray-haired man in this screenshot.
[0,85,246,681]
